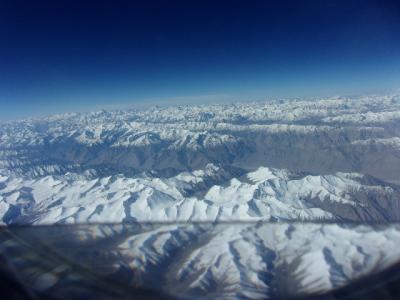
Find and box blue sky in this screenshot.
[1,0,400,119]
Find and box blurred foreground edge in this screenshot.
[1,252,399,300]
[1,224,400,300]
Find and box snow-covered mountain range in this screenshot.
[1,94,400,299]
[2,94,400,182]
[1,165,399,225]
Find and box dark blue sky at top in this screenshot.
[1,0,400,119]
